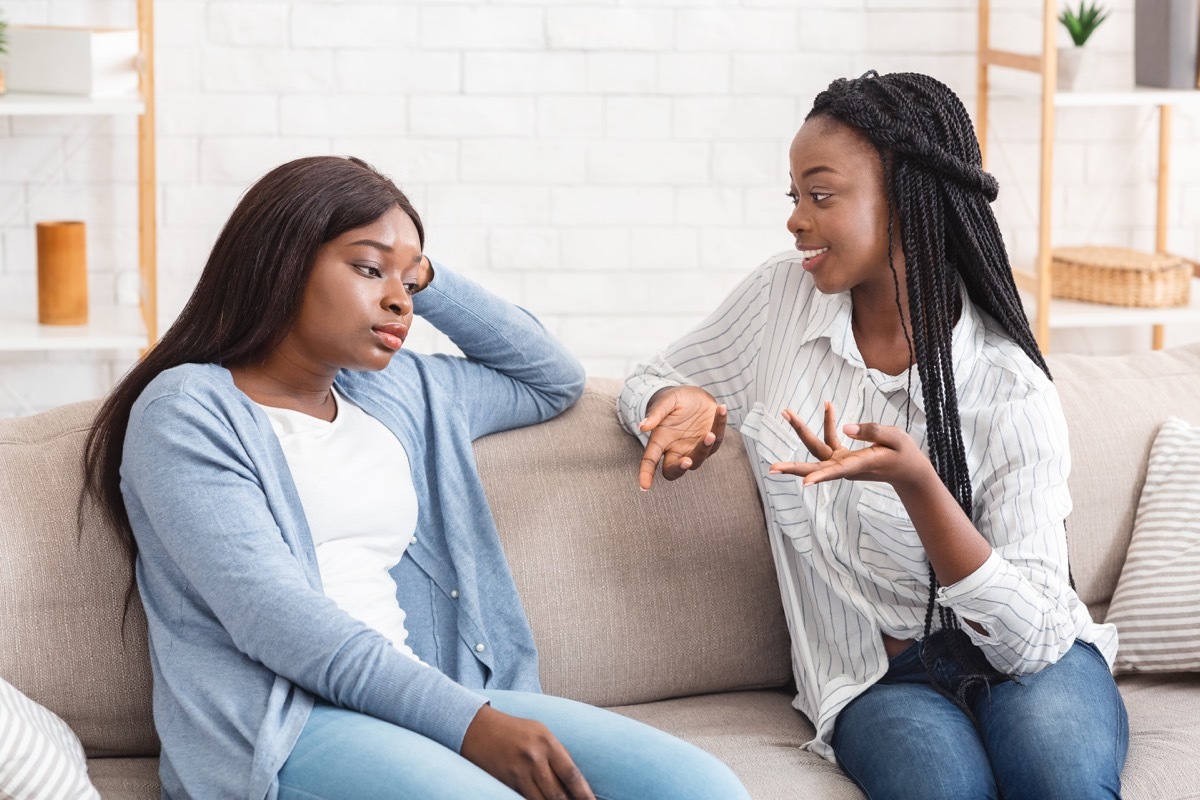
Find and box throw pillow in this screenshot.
[1105,416,1200,673]
[0,676,100,800]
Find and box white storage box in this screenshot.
[4,26,139,97]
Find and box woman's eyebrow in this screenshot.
[800,165,838,180]
[348,239,393,252]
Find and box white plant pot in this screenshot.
[1057,46,1086,90]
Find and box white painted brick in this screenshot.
[464,53,588,94]
[587,54,657,94]
[537,97,605,138]
[547,8,673,51]
[698,228,785,270]
[558,315,702,359]
[423,186,550,227]
[798,10,866,52]
[203,47,335,94]
[1085,142,1157,184]
[550,187,675,226]
[558,228,632,272]
[335,51,462,94]
[522,270,731,315]
[587,142,710,186]
[157,1,205,47]
[491,228,560,272]
[629,228,700,271]
[410,97,535,138]
[420,7,545,50]
[418,227,493,272]
[292,4,417,48]
[865,11,976,54]
[674,97,799,141]
[163,185,247,230]
[281,95,407,136]
[158,94,280,137]
[0,137,65,184]
[676,9,798,52]
[713,141,788,186]
[678,187,744,226]
[733,54,854,96]
[157,47,204,93]
[329,139,459,184]
[746,186,793,229]
[460,140,587,184]
[199,138,331,185]
[657,54,730,96]
[208,2,289,47]
[605,97,672,140]
[1056,107,1149,143]
[64,136,138,183]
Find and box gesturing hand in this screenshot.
[637,386,727,491]
[769,401,928,489]
[461,704,595,800]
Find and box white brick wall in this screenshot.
[1,0,1198,417]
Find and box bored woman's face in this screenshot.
[280,205,425,374]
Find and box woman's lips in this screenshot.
[372,323,408,350]
[797,246,829,271]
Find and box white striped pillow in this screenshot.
[1106,416,1200,673]
[0,677,99,800]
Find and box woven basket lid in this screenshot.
[1051,246,1184,271]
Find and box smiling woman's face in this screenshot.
[280,205,425,374]
[785,116,902,297]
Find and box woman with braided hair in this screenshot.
[620,71,1127,798]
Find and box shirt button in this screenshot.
[475,643,486,653]
[410,536,418,545]
[450,590,460,599]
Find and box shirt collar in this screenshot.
[797,278,984,412]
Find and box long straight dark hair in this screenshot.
[83,156,424,571]
[807,72,1050,707]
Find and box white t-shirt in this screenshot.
[259,387,421,662]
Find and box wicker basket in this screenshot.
[1050,246,1192,308]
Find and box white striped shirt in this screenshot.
[619,251,1118,761]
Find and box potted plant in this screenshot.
[1057,1,1110,90]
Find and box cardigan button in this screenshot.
[450,590,460,599]
[475,643,486,653]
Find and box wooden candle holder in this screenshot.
[36,221,89,326]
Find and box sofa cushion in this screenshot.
[1106,417,1200,672]
[1046,344,1200,610]
[0,400,157,758]
[85,757,160,800]
[0,675,100,799]
[475,380,793,707]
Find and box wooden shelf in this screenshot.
[0,92,145,116]
[0,303,148,352]
[1022,279,1200,330]
[1053,87,1200,107]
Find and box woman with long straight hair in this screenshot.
[85,155,750,800]
[622,72,1127,799]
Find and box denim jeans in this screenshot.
[277,689,750,800]
[832,638,1128,800]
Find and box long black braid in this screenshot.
[808,71,1050,713]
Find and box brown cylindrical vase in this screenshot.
[36,221,89,325]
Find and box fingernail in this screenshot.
[844,424,860,435]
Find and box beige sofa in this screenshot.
[3,344,1200,799]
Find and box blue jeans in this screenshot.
[277,689,750,800]
[832,639,1128,800]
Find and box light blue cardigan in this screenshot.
[120,265,586,800]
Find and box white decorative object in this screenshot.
[1057,46,1086,90]
[5,26,138,97]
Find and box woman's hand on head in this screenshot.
[770,401,933,490]
[416,255,435,294]
[637,386,726,491]
[461,704,595,800]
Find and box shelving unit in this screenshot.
[977,0,1200,351]
[0,0,156,356]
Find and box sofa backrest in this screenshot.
[0,398,156,758]
[1046,343,1200,613]
[475,379,792,706]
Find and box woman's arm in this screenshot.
[122,390,488,751]
[410,262,586,440]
